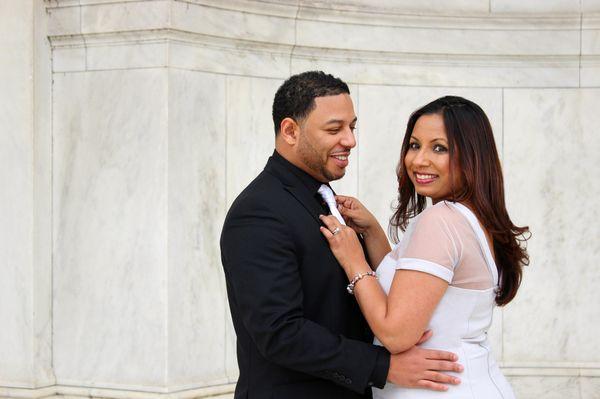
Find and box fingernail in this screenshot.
[454,378,461,384]
[458,365,464,372]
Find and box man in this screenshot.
[220,71,461,399]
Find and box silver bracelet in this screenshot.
[346,271,377,295]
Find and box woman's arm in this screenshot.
[354,266,447,353]
[320,214,449,354]
[335,195,391,268]
[361,222,391,269]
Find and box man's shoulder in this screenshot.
[238,168,283,199]
[225,169,287,218]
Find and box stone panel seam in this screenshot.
[165,42,170,389]
[501,366,600,377]
[296,16,582,31]
[32,0,39,384]
[47,0,588,31]
[47,27,585,56]
[223,75,229,380]
[78,0,88,71]
[0,382,236,398]
[168,67,285,81]
[173,0,298,20]
[39,65,592,90]
[579,12,583,87]
[49,31,585,68]
[289,1,300,75]
[50,31,56,384]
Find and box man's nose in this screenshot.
[340,127,356,148]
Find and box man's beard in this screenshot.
[297,133,342,182]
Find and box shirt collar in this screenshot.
[272,150,325,195]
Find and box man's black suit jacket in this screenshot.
[220,151,390,399]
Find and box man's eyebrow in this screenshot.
[323,117,358,125]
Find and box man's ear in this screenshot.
[279,118,299,145]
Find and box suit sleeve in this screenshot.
[221,202,389,393]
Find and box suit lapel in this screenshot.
[264,155,323,225]
[283,185,323,225]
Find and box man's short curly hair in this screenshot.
[272,71,350,135]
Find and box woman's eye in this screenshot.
[409,142,419,150]
[433,144,448,153]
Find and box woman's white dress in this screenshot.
[373,201,515,399]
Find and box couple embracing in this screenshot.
[220,71,529,399]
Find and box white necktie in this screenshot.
[318,184,346,225]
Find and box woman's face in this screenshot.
[404,113,461,203]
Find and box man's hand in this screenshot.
[387,331,463,391]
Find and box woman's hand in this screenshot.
[319,215,371,278]
[335,195,379,236]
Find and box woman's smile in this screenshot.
[414,172,439,184]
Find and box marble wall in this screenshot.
[0,0,53,392]
[1,0,599,398]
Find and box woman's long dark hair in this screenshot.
[390,96,530,306]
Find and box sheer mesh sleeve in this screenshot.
[393,203,464,283]
[390,202,495,289]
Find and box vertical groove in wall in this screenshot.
[51,73,57,382]
[167,0,172,72]
[289,1,301,75]
[78,0,87,71]
[165,1,175,387]
[579,9,583,88]
[224,75,229,380]
[31,0,38,381]
[50,14,56,383]
[165,65,170,389]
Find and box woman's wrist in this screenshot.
[361,225,379,239]
[346,261,372,280]
[361,216,382,237]
[363,224,386,244]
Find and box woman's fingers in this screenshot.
[338,205,351,215]
[319,226,333,240]
[319,214,339,231]
[335,195,357,209]
[334,195,352,203]
[319,216,343,248]
[341,206,362,217]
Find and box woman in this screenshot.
[319,96,530,398]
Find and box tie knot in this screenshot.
[317,184,346,225]
[318,184,335,204]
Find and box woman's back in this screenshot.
[374,201,515,398]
